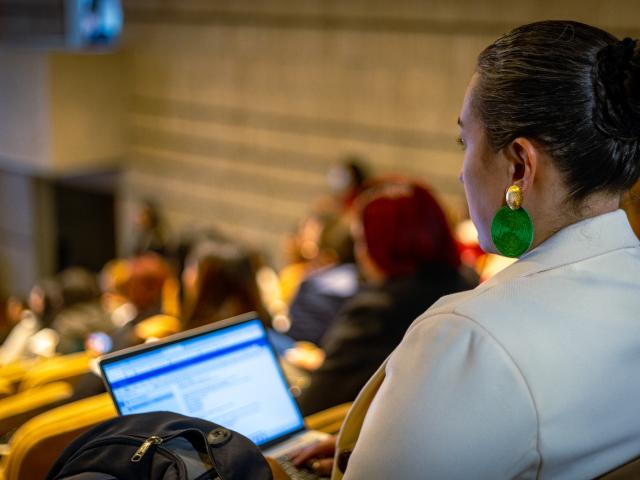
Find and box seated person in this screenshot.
[52,268,113,354]
[68,254,171,401]
[0,279,61,365]
[287,214,358,345]
[273,21,640,479]
[106,253,172,351]
[296,178,476,416]
[0,296,25,345]
[181,239,269,329]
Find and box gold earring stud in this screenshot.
[505,185,523,210]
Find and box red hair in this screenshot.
[356,179,460,277]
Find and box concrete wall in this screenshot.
[0,49,124,295]
[2,0,640,294]
[49,52,126,174]
[0,50,51,173]
[0,171,55,296]
[118,0,640,266]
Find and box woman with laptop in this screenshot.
[272,20,640,479]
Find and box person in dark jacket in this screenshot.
[297,178,477,416]
[287,214,358,345]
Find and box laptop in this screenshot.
[98,312,330,462]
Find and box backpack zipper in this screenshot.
[58,429,214,478]
[131,435,163,462]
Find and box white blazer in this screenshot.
[333,210,640,479]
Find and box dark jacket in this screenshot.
[296,265,476,416]
[287,263,359,345]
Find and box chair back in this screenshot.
[1,393,116,480]
[18,352,91,391]
[0,382,73,436]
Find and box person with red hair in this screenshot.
[296,178,476,416]
[355,180,462,279]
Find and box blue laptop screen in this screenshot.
[101,319,304,446]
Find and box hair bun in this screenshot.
[592,37,640,141]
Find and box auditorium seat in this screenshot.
[305,402,352,435]
[0,397,350,479]
[0,382,73,437]
[0,361,32,396]
[18,352,91,392]
[0,393,116,480]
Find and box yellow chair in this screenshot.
[134,314,181,341]
[0,393,116,480]
[0,360,35,396]
[18,352,91,392]
[0,397,350,479]
[0,382,73,436]
[304,402,352,435]
[0,378,13,399]
[161,276,181,319]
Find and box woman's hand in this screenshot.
[266,436,338,479]
[290,436,337,476]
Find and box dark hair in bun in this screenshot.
[474,20,640,202]
[592,37,640,141]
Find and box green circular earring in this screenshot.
[491,185,534,258]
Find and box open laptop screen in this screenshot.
[100,317,305,447]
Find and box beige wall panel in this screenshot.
[49,52,126,172]
[124,0,640,33]
[118,0,640,265]
[126,26,484,135]
[120,169,288,263]
[128,165,306,228]
[0,243,38,297]
[129,112,465,193]
[0,50,51,171]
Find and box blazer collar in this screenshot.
[483,209,639,288]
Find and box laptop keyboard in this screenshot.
[276,456,328,480]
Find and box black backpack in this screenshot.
[46,411,273,480]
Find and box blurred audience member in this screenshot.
[52,268,113,354]
[0,278,64,364]
[130,199,166,256]
[69,254,172,401]
[296,179,477,415]
[326,155,369,211]
[126,254,171,320]
[29,278,64,328]
[279,215,325,305]
[279,155,368,309]
[107,253,172,351]
[0,296,25,343]
[99,259,131,318]
[286,215,358,345]
[0,310,39,365]
[182,240,268,329]
[165,227,229,276]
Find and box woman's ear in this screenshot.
[506,137,539,195]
